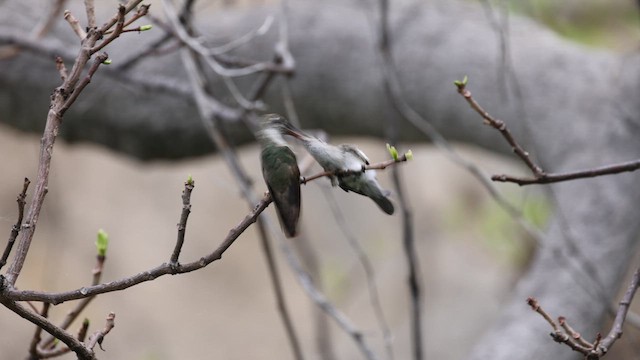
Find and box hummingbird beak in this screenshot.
[279,123,305,140]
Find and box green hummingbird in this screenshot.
[258,114,302,237]
[276,119,395,215]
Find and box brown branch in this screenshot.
[558,316,593,348]
[0,178,30,270]
[98,0,145,32]
[176,5,304,353]
[597,267,640,355]
[90,6,125,54]
[301,154,410,185]
[0,294,95,359]
[93,4,151,53]
[527,297,562,332]
[55,56,68,82]
[455,81,640,186]
[64,10,87,39]
[162,0,285,78]
[61,53,109,111]
[122,4,151,29]
[78,319,90,342]
[526,297,592,353]
[491,160,640,185]
[28,303,49,358]
[86,312,115,351]
[84,0,96,29]
[84,1,149,55]
[527,270,640,360]
[38,247,108,350]
[2,192,272,304]
[3,1,148,286]
[170,178,194,264]
[4,53,106,287]
[455,81,543,176]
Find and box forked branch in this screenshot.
[455,80,640,185]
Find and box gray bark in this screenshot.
[1,0,639,359]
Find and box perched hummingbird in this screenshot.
[258,114,302,237]
[275,118,395,215]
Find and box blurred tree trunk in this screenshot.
[1,0,639,359]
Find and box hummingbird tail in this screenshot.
[282,220,298,238]
[373,195,395,215]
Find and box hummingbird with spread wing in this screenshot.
[258,114,302,237]
[272,117,395,215]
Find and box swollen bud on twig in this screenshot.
[96,229,109,257]
[102,59,112,65]
[386,143,399,161]
[453,75,468,87]
[186,174,194,186]
[139,24,153,31]
[405,150,413,160]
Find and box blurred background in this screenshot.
[1,0,639,359]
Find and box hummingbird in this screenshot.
[275,118,395,215]
[258,114,302,237]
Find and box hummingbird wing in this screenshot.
[338,173,395,215]
[261,146,301,237]
[339,144,370,165]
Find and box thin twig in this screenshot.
[455,81,542,176]
[558,316,592,348]
[456,81,640,185]
[28,303,49,358]
[4,52,107,286]
[527,271,640,360]
[301,155,410,185]
[0,178,30,270]
[86,312,115,351]
[0,294,95,359]
[3,0,148,286]
[121,4,151,29]
[598,267,640,354]
[2,193,273,304]
[115,33,177,71]
[90,6,126,54]
[256,220,304,360]
[170,178,194,264]
[162,0,283,78]
[321,186,394,359]
[64,10,87,39]
[78,319,90,342]
[61,53,109,111]
[207,15,274,55]
[98,0,145,32]
[0,33,238,120]
[38,245,108,349]
[55,56,68,81]
[357,3,421,357]
[84,0,96,29]
[492,160,640,185]
[178,21,304,356]
[275,224,380,360]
